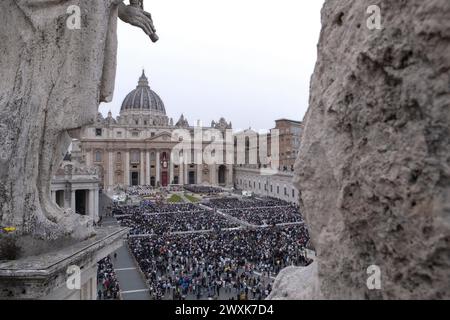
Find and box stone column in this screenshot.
[140,150,145,185]
[146,150,150,185]
[184,163,188,185]
[108,151,114,188]
[51,191,56,203]
[169,150,174,185]
[210,164,216,185]
[124,151,130,186]
[156,151,160,186]
[85,151,92,167]
[88,189,95,220]
[179,158,184,185]
[63,189,70,209]
[71,190,76,213]
[196,164,202,185]
[94,187,99,222]
[227,164,233,187]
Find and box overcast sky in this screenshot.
[99,0,325,131]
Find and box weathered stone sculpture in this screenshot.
[276,0,450,299]
[0,1,157,247]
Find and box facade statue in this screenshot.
[0,0,158,243]
[176,114,190,128]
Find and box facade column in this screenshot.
[146,150,150,185]
[227,164,233,187]
[51,191,56,203]
[169,150,174,185]
[179,158,184,185]
[71,190,76,213]
[108,151,114,188]
[210,164,216,185]
[156,151,160,186]
[124,151,130,186]
[88,189,95,220]
[184,163,188,185]
[197,164,202,185]
[85,151,92,167]
[94,187,99,222]
[140,150,145,185]
[196,147,202,185]
[64,189,70,209]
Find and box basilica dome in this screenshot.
[120,71,166,114]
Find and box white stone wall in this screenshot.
[234,167,299,204]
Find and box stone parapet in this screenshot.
[0,226,128,300]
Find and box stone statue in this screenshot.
[0,1,158,244]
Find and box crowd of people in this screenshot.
[129,225,311,300]
[113,202,201,216]
[207,197,288,210]
[97,256,120,300]
[204,197,303,225]
[226,206,302,226]
[117,209,240,234]
[126,185,158,197]
[184,185,224,195]
[108,190,312,300]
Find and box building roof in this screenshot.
[275,118,302,125]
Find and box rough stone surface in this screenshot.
[267,262,322,300]
[0,1,156,248]
[284,0,450,299]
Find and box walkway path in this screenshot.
[111,241,151,300]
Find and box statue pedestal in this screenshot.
[0,226,128,300]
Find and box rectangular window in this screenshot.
[95,128,102,137]
[292,189,295,197]
[132,131,139,137]
[95,151,102,162]
[131,150,140,163]
[116,131,122,137]
[277,186,280,194]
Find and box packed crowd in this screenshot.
[117,209,240,234]
[111,190,312,300]
[203,197,303,225]
[97,256,120,300]
[227,206,302,226]
[184,185,224,195]
[206,197,288,210]
[126,185,157,196]
[113,202,202,216]
[129,225,311,300]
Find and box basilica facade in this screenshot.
[74,71,233,190]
